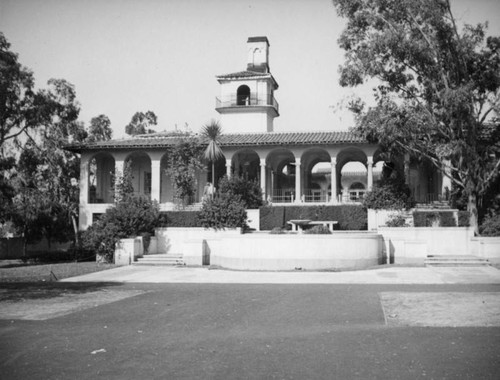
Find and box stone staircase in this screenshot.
[415,201,451,210]
[425,255,490,267]
[134,252,186,266]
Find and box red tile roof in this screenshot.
[65,131,367,153]
[216,71,270,80]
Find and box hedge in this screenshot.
[413,210,471,227]
[259,205,367,231]
[158,211,202,227]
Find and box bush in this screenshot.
[458,211,470,227]
[198,193,248,230]
[259,205,367,231]
[439,212,456,227]
[217,175,264,209]
[81,195,160,263]
[158,211,201,227]
[413,211,440,227]
[386,213,408,227]
[304,225,332,234]
[413,211,460,227]
[480,213,500,237]
[363,181,412,210]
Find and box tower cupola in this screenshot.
[215,37,279,133]
[247,36,270,73]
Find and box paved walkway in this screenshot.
[61,265,500,284]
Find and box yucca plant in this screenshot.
[201,120,224,186]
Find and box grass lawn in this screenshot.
[0,260,116,282]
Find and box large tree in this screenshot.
[332,0,500,233]
[0,32,36,148]
[125,111,157,136]
[86,114,112,142]
[13,79,85,246]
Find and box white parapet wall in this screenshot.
[470,237,500,264]
[114,237,144,266]
[154,227,242,266]
[207,232,384,271]
[378,227,475,265]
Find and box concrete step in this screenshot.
[134,253,185,266]
[425,255,490,267]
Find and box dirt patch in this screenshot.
[0,289,145,320]
[380,292,500,327]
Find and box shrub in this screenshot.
[413,211,440,227]
[217,175,264,209]
[81,195,160,262]
[480,213,500,237]
[458,211,470,227]
[413,211,460,227]
[363,181,412,210]
[259,205,367,231]
[386,213,408,227]
[158,211,201,227]
[198,193,248,230]
[304,225,332,234]
[439,212,456,227]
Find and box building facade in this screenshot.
[68,37,449,230]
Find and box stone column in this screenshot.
[260,158,266,200]
[226,159,232,178]
[151,158,161,202]
[367,156,374,191]
[78,154,90,230]
[330,157,337,203]
[294,157,302,203]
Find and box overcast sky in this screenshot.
[2,0,500,139]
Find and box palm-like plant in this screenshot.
[201,120,224,187]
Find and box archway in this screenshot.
[266,148,295,203]
[125,152,152,197]
[237,85,251,105]
[88,152,115,203]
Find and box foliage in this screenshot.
[386,214,409,227]
[114,161,134,203]
[157,212,202,227]
[9,79,84,246]
[363,165,412,210]
[0,156,16,221]
[201,120,224,186]
[81,195,159,262]
[218,175,264,209]
[333,0,500,233]
[479,212,500,237]
[165,136,204,204]
[304,225,332,234]
[363,181,412,210]
[413,211,461,227]
[125,111,157,136]
[259,205,367,231]
[0,32,36,148]
[458,211,471,227]
[86,114,112,142]
[440,212,457,227]
[198,193,247,230]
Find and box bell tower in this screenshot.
[215,36,279,133]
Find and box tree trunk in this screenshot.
[212,162,215,187]
[71,214,79,246]
[467,192,479,235]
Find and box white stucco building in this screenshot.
[67,36,449,230]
